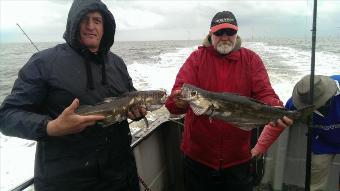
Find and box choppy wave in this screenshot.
[0,39,339,190]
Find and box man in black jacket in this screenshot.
[0,0,143,190]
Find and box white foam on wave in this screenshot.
[315,51,340,74]
[0,136,35,191]
[1,41,339,190]
[245,41,340,102]
[128,46,196,93]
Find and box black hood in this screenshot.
[63,0,116,53]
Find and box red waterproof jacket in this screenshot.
[166,36,283,170]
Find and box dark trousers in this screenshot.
[34,149,140,191]
[34,123,140,191]
[183,156,253,191]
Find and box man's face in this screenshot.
[79,11,104,52]
[211,28,237,55]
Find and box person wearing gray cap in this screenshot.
[286,74,340,191]
[166,11,293,190]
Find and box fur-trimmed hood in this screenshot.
[202,34,242,52]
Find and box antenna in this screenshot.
[16,23,40,51]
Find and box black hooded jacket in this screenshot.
[0,0,139,190]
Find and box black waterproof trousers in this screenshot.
[34,124,140,191]
[183,156,253,191]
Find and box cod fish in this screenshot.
[76,90,167,127]
[180,84,314,131]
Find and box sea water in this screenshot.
[0,38,339,190]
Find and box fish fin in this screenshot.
[102,97,120,103]
[190,104,208,116]
[233,124,258,131]
[143,117,149,129]
[237,126,256,131]
[219,92,265,105]
[190,103,214,116]
[228,121,261,131]
[313,110,324,117]
[101,90,136,104]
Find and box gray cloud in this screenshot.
[1,0,340,43]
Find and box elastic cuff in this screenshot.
[252,143,266,155]
[37,118,50,140]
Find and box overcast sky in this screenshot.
[1,0,340,43]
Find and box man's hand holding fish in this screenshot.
[47,98,105,136]
[170,89,189,109]
[128,106,148,121]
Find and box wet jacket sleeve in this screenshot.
[165,51,199,114]
[0,54,51,141]
[250,53,283,107]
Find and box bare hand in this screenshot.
[47,99,105,136]
[128,106,147,120]
[251,148,262,158]
[172,89,188,109]
[269,106,294,128]
[270,116,293,128]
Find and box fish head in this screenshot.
[150,90,167,104]
[143,90,167,111]
[180,84,212,116]
[180,84,199,102]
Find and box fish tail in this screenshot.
[296,105,315,121]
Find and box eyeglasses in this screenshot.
[213,29,237,37]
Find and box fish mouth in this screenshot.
[160,91,168,104]
[161,95,168,104]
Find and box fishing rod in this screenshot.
[16,23,40,52]
[305,0,317,190]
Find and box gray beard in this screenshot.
[216,41,234,55]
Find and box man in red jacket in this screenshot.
[166,11,293,191]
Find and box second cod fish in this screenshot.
[180,84,314,131]
[76,90,167,127]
